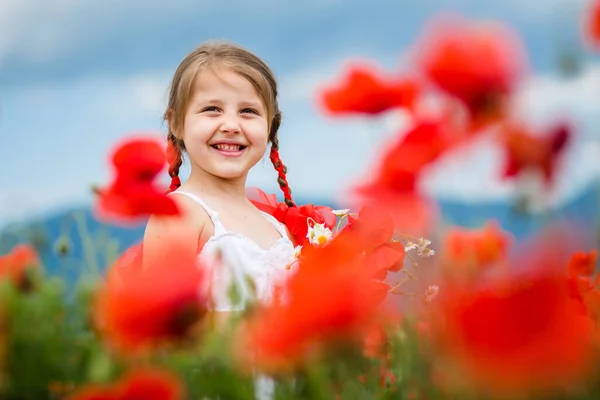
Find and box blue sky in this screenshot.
[1,0,599,226]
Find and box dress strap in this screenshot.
[169,190,227,235]
[259,211,290,240]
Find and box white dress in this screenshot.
[170,190,296,399]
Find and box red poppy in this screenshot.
[429,258,594,396]
[351,119,451,234]
[568,249,598,278]
[441,220,512,276]
[246,187,336,245]
[500,122,571,186]
[342,206,406,280]
[584,0,600,49]
[111,137,166,179]
[0,243,40,290]
[69,369,183,400]
[96,136,180,224]
[110,243,144,276]
[318,62,420,115]
[94,242,206,353]
[361,318,402,388]
[566,250,600,321]
[415,14,527,127]
[239,230,383,372]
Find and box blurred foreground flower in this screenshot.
[428,250,596,397]
[95,136,180,224]
[95,242,206,354]
[69,368,183,400]
[568,249,600,322]
[0,244,40,291]
[238,228,387,373]
[343,206,406,281]
[441,220,512,277]
[569,249,598,278]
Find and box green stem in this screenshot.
[301,363,333,400]
[73,211,99,277]
[334,215,347,235]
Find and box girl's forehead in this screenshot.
[193,66,248,90]
[191,68,263,102]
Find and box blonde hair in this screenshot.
[164,40,294,206]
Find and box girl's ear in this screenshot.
[166,109,179,139]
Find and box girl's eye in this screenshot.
[241,108,258,114]
[203,106,220,112]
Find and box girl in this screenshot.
[143,40,297,314]
[141,40,298,400]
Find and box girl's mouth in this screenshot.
[210,143,246,157]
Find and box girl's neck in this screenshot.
[182,169,249,204]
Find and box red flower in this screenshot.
[95,242,206,353]
[110,243,144,276]
[239,230,383,372]
[0,244,40,290]
[429,257,594,396]
[442,220,512,275]
[416,14,527,126]
[569,250,598,278]
[343,206,405,280]
[351,119,451,234]
[566,250,600,321]
[246,187,336,245]
[96,136,180,223]
[111,137,166,180]
[69,369,183,400]
[584,0,600,49]
[318,62,420,115]
[500,122,570,186]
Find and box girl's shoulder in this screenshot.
[142,193,214,261]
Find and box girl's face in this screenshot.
[181,66,269,183]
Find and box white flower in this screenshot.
[424,285,439,302]
[417,237,431,250]
[292,245,302,259]
[331,208,350,217]
[404,241,417,252]
[306,223,333,247]
[420,248,435,257]
[284,246,303,271]
[285,245,303,271]
[416,237,434,257]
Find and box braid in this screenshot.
[166,132,183,193]
[269,112,295,207]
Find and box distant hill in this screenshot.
[1,188,598,286]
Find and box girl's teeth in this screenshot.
[215,144,241,151]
